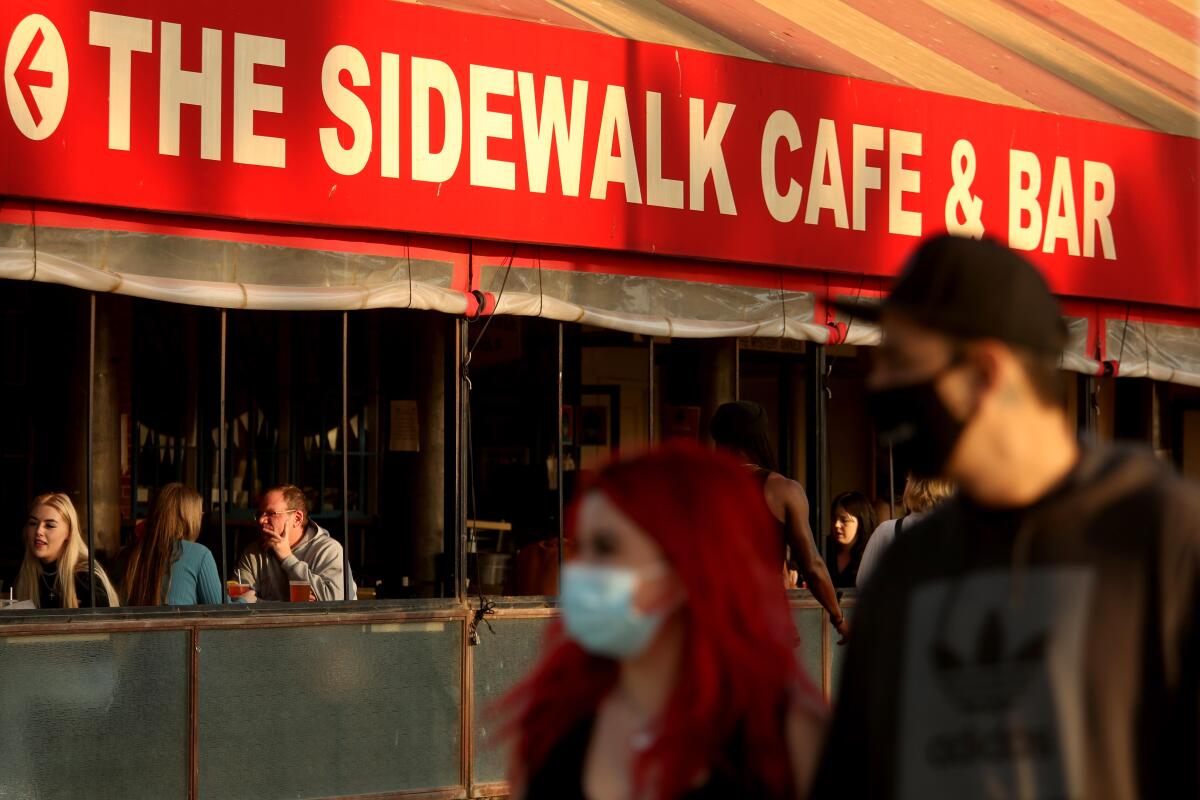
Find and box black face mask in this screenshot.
[869,373,968,479]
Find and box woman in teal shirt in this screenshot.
[122,483,224,606]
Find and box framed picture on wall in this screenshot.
[579,385,621,469]
[663,405,702,440]
[579,404,609,446]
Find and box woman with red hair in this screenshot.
[503,442,825,799]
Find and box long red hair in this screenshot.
[502,441,822,799]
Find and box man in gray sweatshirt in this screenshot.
[234,484,357,602]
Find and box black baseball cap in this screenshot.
[833,235,1067,355]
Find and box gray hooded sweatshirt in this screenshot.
[234,520,357,602]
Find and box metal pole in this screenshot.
[458,320,469,601]
[647,338,655,444]
[806,345,829,546]
[1079,374,1098,434]
[556,323,564,577]
[131,365,139,525]
[342,312,351,601]
[218,311,227,598]
[734,338,741,401]
[87,294,96,607]
[443,318,462,601]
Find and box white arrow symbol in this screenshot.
[5,14,69,140]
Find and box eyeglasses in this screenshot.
[256,509,295,521]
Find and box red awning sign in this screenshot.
[0,0,1196,310]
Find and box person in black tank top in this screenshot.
[502,444,826,800]
[711,402,849,642]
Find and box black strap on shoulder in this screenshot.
[894,515,905,537]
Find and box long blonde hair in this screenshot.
[15,493,120,609]
[123,483,202,605]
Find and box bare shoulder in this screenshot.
[763,471,805,495]
[764,472,809,507]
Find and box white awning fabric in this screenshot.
[476,260,828,342]
[831,293,1102,377]
[1107,316,1200,387]
[4,209,1118,379]
[0,218,468,315]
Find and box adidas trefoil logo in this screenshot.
[930,609,1049,714]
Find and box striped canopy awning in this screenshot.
[406,0,1199,137]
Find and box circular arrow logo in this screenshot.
[5,14,68,140]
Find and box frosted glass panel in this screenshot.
[198,620,463,799]
[792,605,825,694]
[0,630,189,799]
[472,616,553,784]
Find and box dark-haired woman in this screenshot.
[123,483,224,606]
[827,492,876,588]
[504,442,825,800]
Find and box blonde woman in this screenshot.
[16,493,119,608]
[855,475,955,589]
[122,483,223,606]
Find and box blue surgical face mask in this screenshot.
[560,562,672,660]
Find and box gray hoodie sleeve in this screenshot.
[280,536,356,601]
[856,520,896,590]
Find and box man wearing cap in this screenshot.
[813,235,1199,799]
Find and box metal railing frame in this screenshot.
[0,591,852,800]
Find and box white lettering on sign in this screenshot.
[646,91,684,210]
[1043,155,1079,256]
[762,117,923,234]
[1009,150,1116,259]
[88,12,151,151]
[159,23,221,160]
[90,16,287,165]
[1083,161,1116,260]
[233,33,285,168]
[469,64,515,191]
[851,124,884,231]
[590,84,641,203]
[889,129,922,237]
[411,57,462,184]
[381,52,400,179]
[1008,149,1043,252]
[517,72,588,197]
[805,118,848,228]
[690,99,737,215]
[5,13,69,141]
[761,109,803,224]
[319,45,371,176]
[944,139,984,239]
